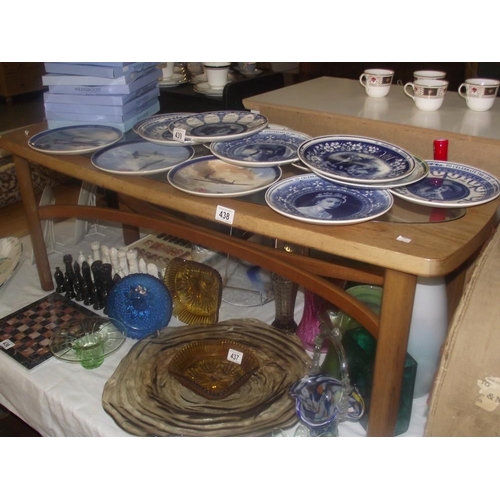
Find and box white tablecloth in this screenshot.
[0,218,428,437]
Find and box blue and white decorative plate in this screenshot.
[390,160,500,208]
[210,129,311,167]
[90,140,194,175]
[298,135,416,184]
[28,124,123,155]
[314,156,430,189]
[168,111,269,143]
[167,155,281,198]
[265,173,393,225]
[133,113,197,146]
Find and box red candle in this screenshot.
[433,139,449,161]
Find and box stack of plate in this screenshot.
[265,135,500,225]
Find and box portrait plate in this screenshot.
[390,160,500,207]
[91,140,194,175]
[265,173,393,225]
[312,156,430,189]
[167,155,281,197]
[298,135,416,184]
[133,113,197,146]
[168,111,269,143]
[210,129,311,167]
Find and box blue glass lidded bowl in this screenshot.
[107,273,172,339]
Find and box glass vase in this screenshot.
[296,289,334,351]
[271,272,298,334]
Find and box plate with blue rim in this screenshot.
[298,135,416,184]
[265,173,393,225]
[28,124,123,155]
[91,140,194,175]
[167,111,269,143]
[390,160,500,208]
[133,113,197,146]
[167,154,282,198]
[313,156,430,190]
[210,129,311,167]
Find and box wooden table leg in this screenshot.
[367,269,417,436]
[14,155,54,291]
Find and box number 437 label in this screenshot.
[227,348,243,365]
[215,205,235,225]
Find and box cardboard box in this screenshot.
[426,227,500,436]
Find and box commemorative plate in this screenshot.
[133,113,197,146]
[28,124,123,155]
[210,129,311,167]
[167,155,281,198]
[91,140,194,175]
[265,173,393,225]
[390,160,500,208]
[168,111,268,143]
[313,156,430,189]
[298,135,416,184]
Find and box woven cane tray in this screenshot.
[102,319,311,436]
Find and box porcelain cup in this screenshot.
[458,78,500,111]
[404,79,448,111]
[162,62,175,79]
[359,69,394,98]
[413,70,446,81]
[203,62,231,89]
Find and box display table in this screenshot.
[0,219,430,437]
[0,121,498,436]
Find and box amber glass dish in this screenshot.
[168,339,260,399]
[164,258,222,325]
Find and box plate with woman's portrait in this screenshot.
[167,155,282,198]
[210,129,311,167]
[265,173,393,225]
[312,156,430,189]
[168,111,268,143]
[298,135,416,184]
[390,160,500,208]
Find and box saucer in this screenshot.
[194,82,224,96]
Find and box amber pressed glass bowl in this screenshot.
[164,258,222,325]
[168,339,260,400]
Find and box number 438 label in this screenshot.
[227,348,243,365]
[215,205,235,225]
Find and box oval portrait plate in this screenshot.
[390,160,500,208]
[265,173,393,225]
[210,129,311,167]
[298,135,416,184]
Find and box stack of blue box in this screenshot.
[42,63,162,132]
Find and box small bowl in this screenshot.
[168,339,260,399]
[50,317,127,369]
